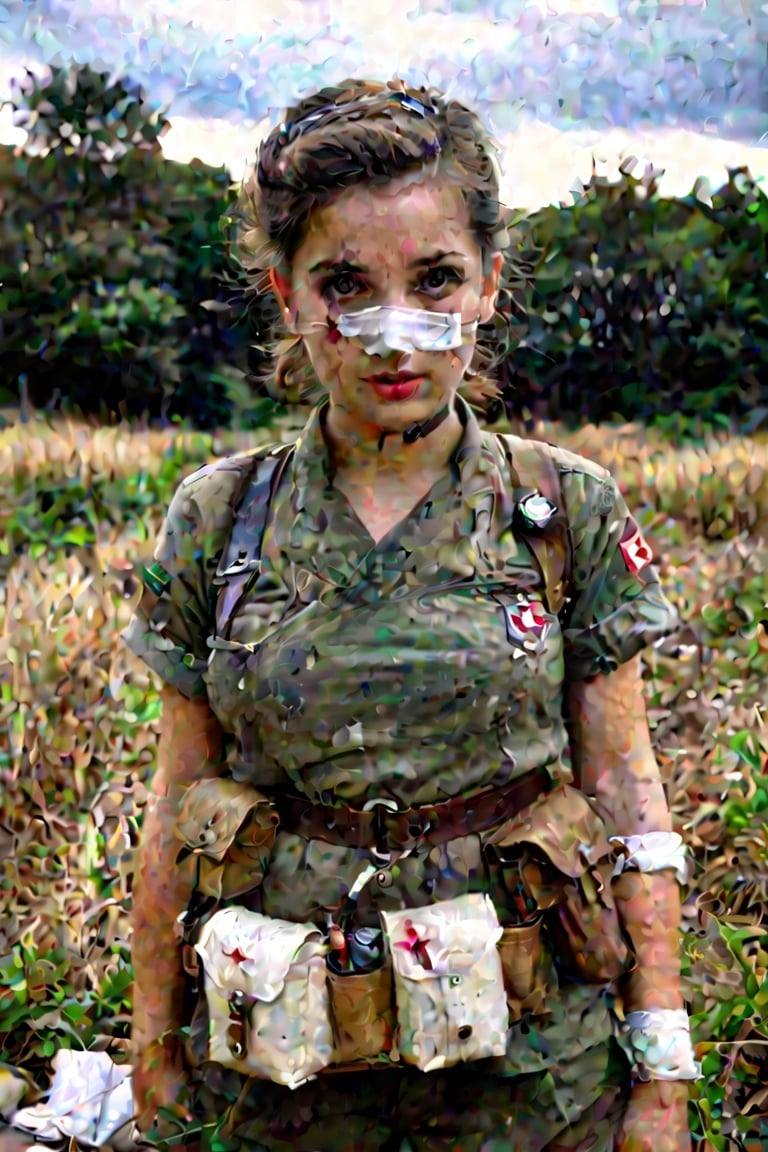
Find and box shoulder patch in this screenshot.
[618,518,654,574]
[142,560,173,596]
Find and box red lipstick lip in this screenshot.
[363,373,421,384]
[367,375,424,402]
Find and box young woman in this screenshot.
[122,79,697,1151]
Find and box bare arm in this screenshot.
[131,685,226,1120]
[563,655,685,1012]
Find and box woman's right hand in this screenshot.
[133,1034,194,1137]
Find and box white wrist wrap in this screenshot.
[609,831,688,884]
[617,1008,702,1082]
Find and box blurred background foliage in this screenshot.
[1,62,767,435]
[0,63,767,1152]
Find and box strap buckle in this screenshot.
[362,797,399,860]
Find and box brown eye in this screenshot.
[420,266,465,293]
[324,272,361,298]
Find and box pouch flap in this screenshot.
[188,854,268,902]
[382,893,502,982]
[193,907,327,1002]
[482,784,614,879]
[175,778,279,863]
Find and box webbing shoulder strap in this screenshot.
[490,433,573,617]
[208,442,295,639]
[205,434,571,631]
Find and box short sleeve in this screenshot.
[559,466,680,680]
[120,463,227,699]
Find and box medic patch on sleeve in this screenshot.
[502,599,552,654]
[618,520,654,574]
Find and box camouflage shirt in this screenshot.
[121,394,679,1073]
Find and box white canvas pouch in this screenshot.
[193,906,333,1089]
[381,892,509,1073]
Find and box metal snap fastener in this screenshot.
[457,1025,473,1040]
[362,797,399,813]
[376,870,393,888]
[232,1041,244,1057]
[449,974,462,986]
[230,990,246,1008]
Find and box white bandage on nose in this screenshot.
[335,306,478,355]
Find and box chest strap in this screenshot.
[273,764,554,854]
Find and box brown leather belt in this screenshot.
[273,765,554,853]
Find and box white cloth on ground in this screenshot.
[7,1051,138,1150]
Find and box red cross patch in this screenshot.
[619,523,653,574]
[504,600,551,649]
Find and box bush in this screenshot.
[0,66,240,428]
[497,166,768,433]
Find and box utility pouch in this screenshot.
[174,778,279,900]
[380,893,508,1074]
[326,954,394,1065]
[483,784,633,986]
[192,907,333,1089]
[546,859,632,984]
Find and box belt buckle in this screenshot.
[362,797,399,862]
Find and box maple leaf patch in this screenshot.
[619,522,654,574]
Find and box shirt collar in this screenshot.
[289,392,498,509]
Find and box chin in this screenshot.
[366,396,435,426]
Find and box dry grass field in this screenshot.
[0,412,766,1150]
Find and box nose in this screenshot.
[363,271,415,311]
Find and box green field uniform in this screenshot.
[121,396,679,1151]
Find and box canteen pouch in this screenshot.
[483,784,633,985]
[380,892,509,1073]
[326,955,395,1065]
[192,907,333,1089]
[497,914,551,1022]
[174,778,279,900]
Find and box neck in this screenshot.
[322,399,464,480]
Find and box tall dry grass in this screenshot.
[0,412,766,1148]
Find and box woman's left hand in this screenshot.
[617,1079,691,1152]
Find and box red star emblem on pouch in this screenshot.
[619,523,653,574]
[223,946,249,966]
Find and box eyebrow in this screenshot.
[309,250,467,274]
[406,250,466,269]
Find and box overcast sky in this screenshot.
[2,0,767,208]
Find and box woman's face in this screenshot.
[273,172,502,443]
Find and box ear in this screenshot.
[268,267,295,329]
[478,251,503,324]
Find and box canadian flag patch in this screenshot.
[619,522,653,574]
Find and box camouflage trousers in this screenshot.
[150,1038,631,1152]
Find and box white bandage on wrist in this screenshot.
[609,831,688,884]
[617,1008,702,1082]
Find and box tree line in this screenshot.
[1,64,766,433]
